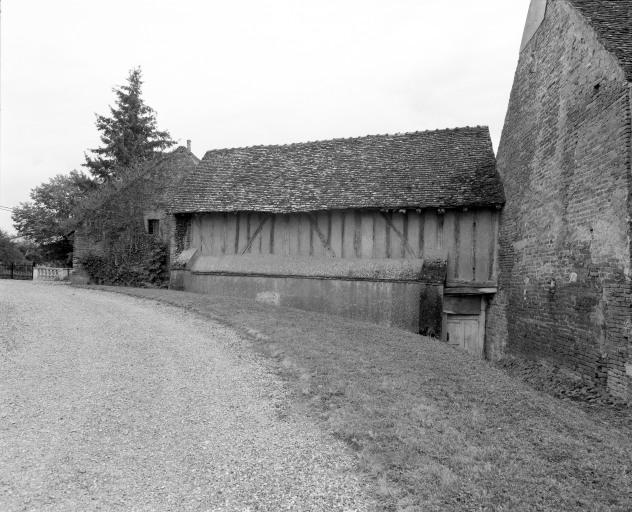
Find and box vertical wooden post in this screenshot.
[234,213,241,254]
[269,216,276,254]
[454,213,460,279]
[385,211,391,259]
[472,212,478,282]
[418,211,425,257]
[479,296,487,360]
[353,211,362,258]
[402,212,409,259]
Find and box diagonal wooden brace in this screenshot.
[307,213,337,258]
[241,215,270,255]
[379,211,418,259]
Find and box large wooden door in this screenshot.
[446,314,484,358]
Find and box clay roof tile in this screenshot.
[568,0,632,81]
[169,126,503,214]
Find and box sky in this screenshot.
[0,0,531,235]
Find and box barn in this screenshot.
[168,126,504,357]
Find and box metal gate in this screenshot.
[0,263,34,280]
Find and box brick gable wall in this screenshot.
[488,0,632,399]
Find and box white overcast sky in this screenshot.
[0,0,531,234]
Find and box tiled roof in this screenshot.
[169,127,503,214]
[149,146,200,190]
[147,147,200,208]
[568,0,632,81]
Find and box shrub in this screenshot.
[80,237,168,288]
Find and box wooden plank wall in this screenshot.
[189,209,499,282]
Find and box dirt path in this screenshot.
[0,281,374,511]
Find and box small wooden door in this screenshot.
[446,314,484,358]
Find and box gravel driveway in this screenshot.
[0,281,375,511]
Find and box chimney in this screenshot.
[186,139,192,152]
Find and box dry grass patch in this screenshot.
[90,286,632,511]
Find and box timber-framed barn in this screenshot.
[70,0,632,400]
[167,126,504,358]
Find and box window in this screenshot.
[147,219,160,235]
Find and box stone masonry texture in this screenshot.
[488,0,632,399]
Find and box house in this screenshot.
[487,0,632,398]
[72,144,199,283]
[168,127,504,357]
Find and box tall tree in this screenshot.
[84,67,175,180]
[12,171,97,264]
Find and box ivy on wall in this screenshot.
[79,236,168,287]
[76,162,171,288]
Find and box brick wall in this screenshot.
[488,0,632,399]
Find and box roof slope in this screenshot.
[169,127,503,214]
[78,146,200,216]
[146,146,201,208]
[567,0,632,81]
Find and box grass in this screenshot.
[88,285,632,511]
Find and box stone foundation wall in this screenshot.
[174,270,442,334]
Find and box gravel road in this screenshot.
[0,281,375,511]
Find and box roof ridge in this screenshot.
[201,126,490,160]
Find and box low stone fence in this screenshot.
[33,267,72,281]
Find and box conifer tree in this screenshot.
[84,67,174,180]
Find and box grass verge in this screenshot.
[87,285,632,511]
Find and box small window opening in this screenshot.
[147,219,160,235]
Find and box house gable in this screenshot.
[489,0,632,398]
[567,0,632,82]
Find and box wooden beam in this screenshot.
[307,213,337,258]
[269,216,276,254]
[380,211,417,259]
[444,287,497,296]
[241,215,270,255]
[353,211,362,257]
[384,212,391,258]
[234,213,240,254]
[446,279,497,288]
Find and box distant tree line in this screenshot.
[0,230,28,264]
